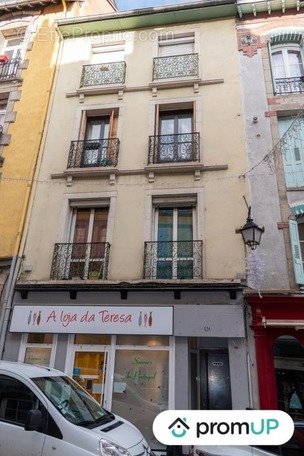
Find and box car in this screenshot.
[192,421,304,456]
[0,360,153,456]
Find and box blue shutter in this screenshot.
[289,219,304,284]
[278,118,304,187]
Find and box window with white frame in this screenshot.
[270,39,304,94]
[278,116,304,188]
[19,333,57,367]
[144,195,203,280]
[51,202,111,280]
[0,30,24,80]
[153,33,198,80]
[80,42,126,87]
[0,97,7,127]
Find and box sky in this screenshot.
[116,0,198,11]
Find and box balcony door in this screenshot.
[155,207,194,279]
[158,111,193,162]
[82,116,110,166]
[69,208,108,279]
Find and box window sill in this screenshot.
[144,162,228,182]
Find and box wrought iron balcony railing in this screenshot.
[153,53,198,80]
[148,132,200,164]
[143,240,203,280]
[80,61,126,87]
[50,242,110,280]
[0,56,20,80]
[67,138,120,168]
[275,77,304,94]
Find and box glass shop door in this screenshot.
[72,350,109,405]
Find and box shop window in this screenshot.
[74,334,111,345]
[278,116,304,188]
[148,103,200,164]
[116,335,169,346]
[19,333,57,367]
[68,109,119,168]
[112,349,169,449]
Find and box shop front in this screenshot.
[4,288,251,449]
[247,294,304,416]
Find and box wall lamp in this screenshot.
[239,206,264,250]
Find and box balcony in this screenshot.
[275,77,304,94]
[50,242,110,280]
[67,139,120,168]
[0,56,20,81]
[152,54,198,80]
[148,132,200,164]
[143,240,203,280]
[80,61,126,87]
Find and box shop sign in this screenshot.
[9,306,173,335]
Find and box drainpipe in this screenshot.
[0,256,21,359]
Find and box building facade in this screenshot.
[237,0,304,414]
[0,0,117,356]
[1,2,259,449]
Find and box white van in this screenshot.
[0,361,153,456]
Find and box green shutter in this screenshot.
[289,219,304,284]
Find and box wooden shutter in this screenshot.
[278,117,304,188]
[289,219,304,284]
[268,41,277,94]
[78,111,87,140]
[109,109,118,138]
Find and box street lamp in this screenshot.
[239,206,264,250]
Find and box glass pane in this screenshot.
[27,333,53,344]
[177,260,193,279]
[73,351,106,404]
[116,335,169,346]
[177,207,193,241]
[158,208,173,242]
[288,50,304,77]
[74,334,111,344]
[24,347,51,366]
[159,116,175,136]
[177,115,192,134]
[157,260,172,279]
[73,209,90,245]
[272,51,286,78]
[92,208,108,244]
[112,350,169,450]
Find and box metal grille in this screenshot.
[80,61,126,87]
[152,54,198,80]
[143,241,203,279]
[275,77,304,94]
[50,242,110,280]
[0,56,20,80]
[67,139,119,168]
[148,132,200,164]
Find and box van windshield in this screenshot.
[33,375,115,427]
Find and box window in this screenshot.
[149,103,200,164]
[278,117,304,188]
[144,196,203,280]
[0,98,7,127]
[51,205,110,280]
[68,109,119,168]
[289,218,304,285]
[80,43,126,87]
[0,32,23,80]
[0,375,40,426]
[270,40,304,94]
[19,333,57,367]
[153,33,198,80]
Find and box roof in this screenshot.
[0,360,64,378]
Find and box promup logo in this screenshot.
[169,418,190,438]
[153,410,294,446]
